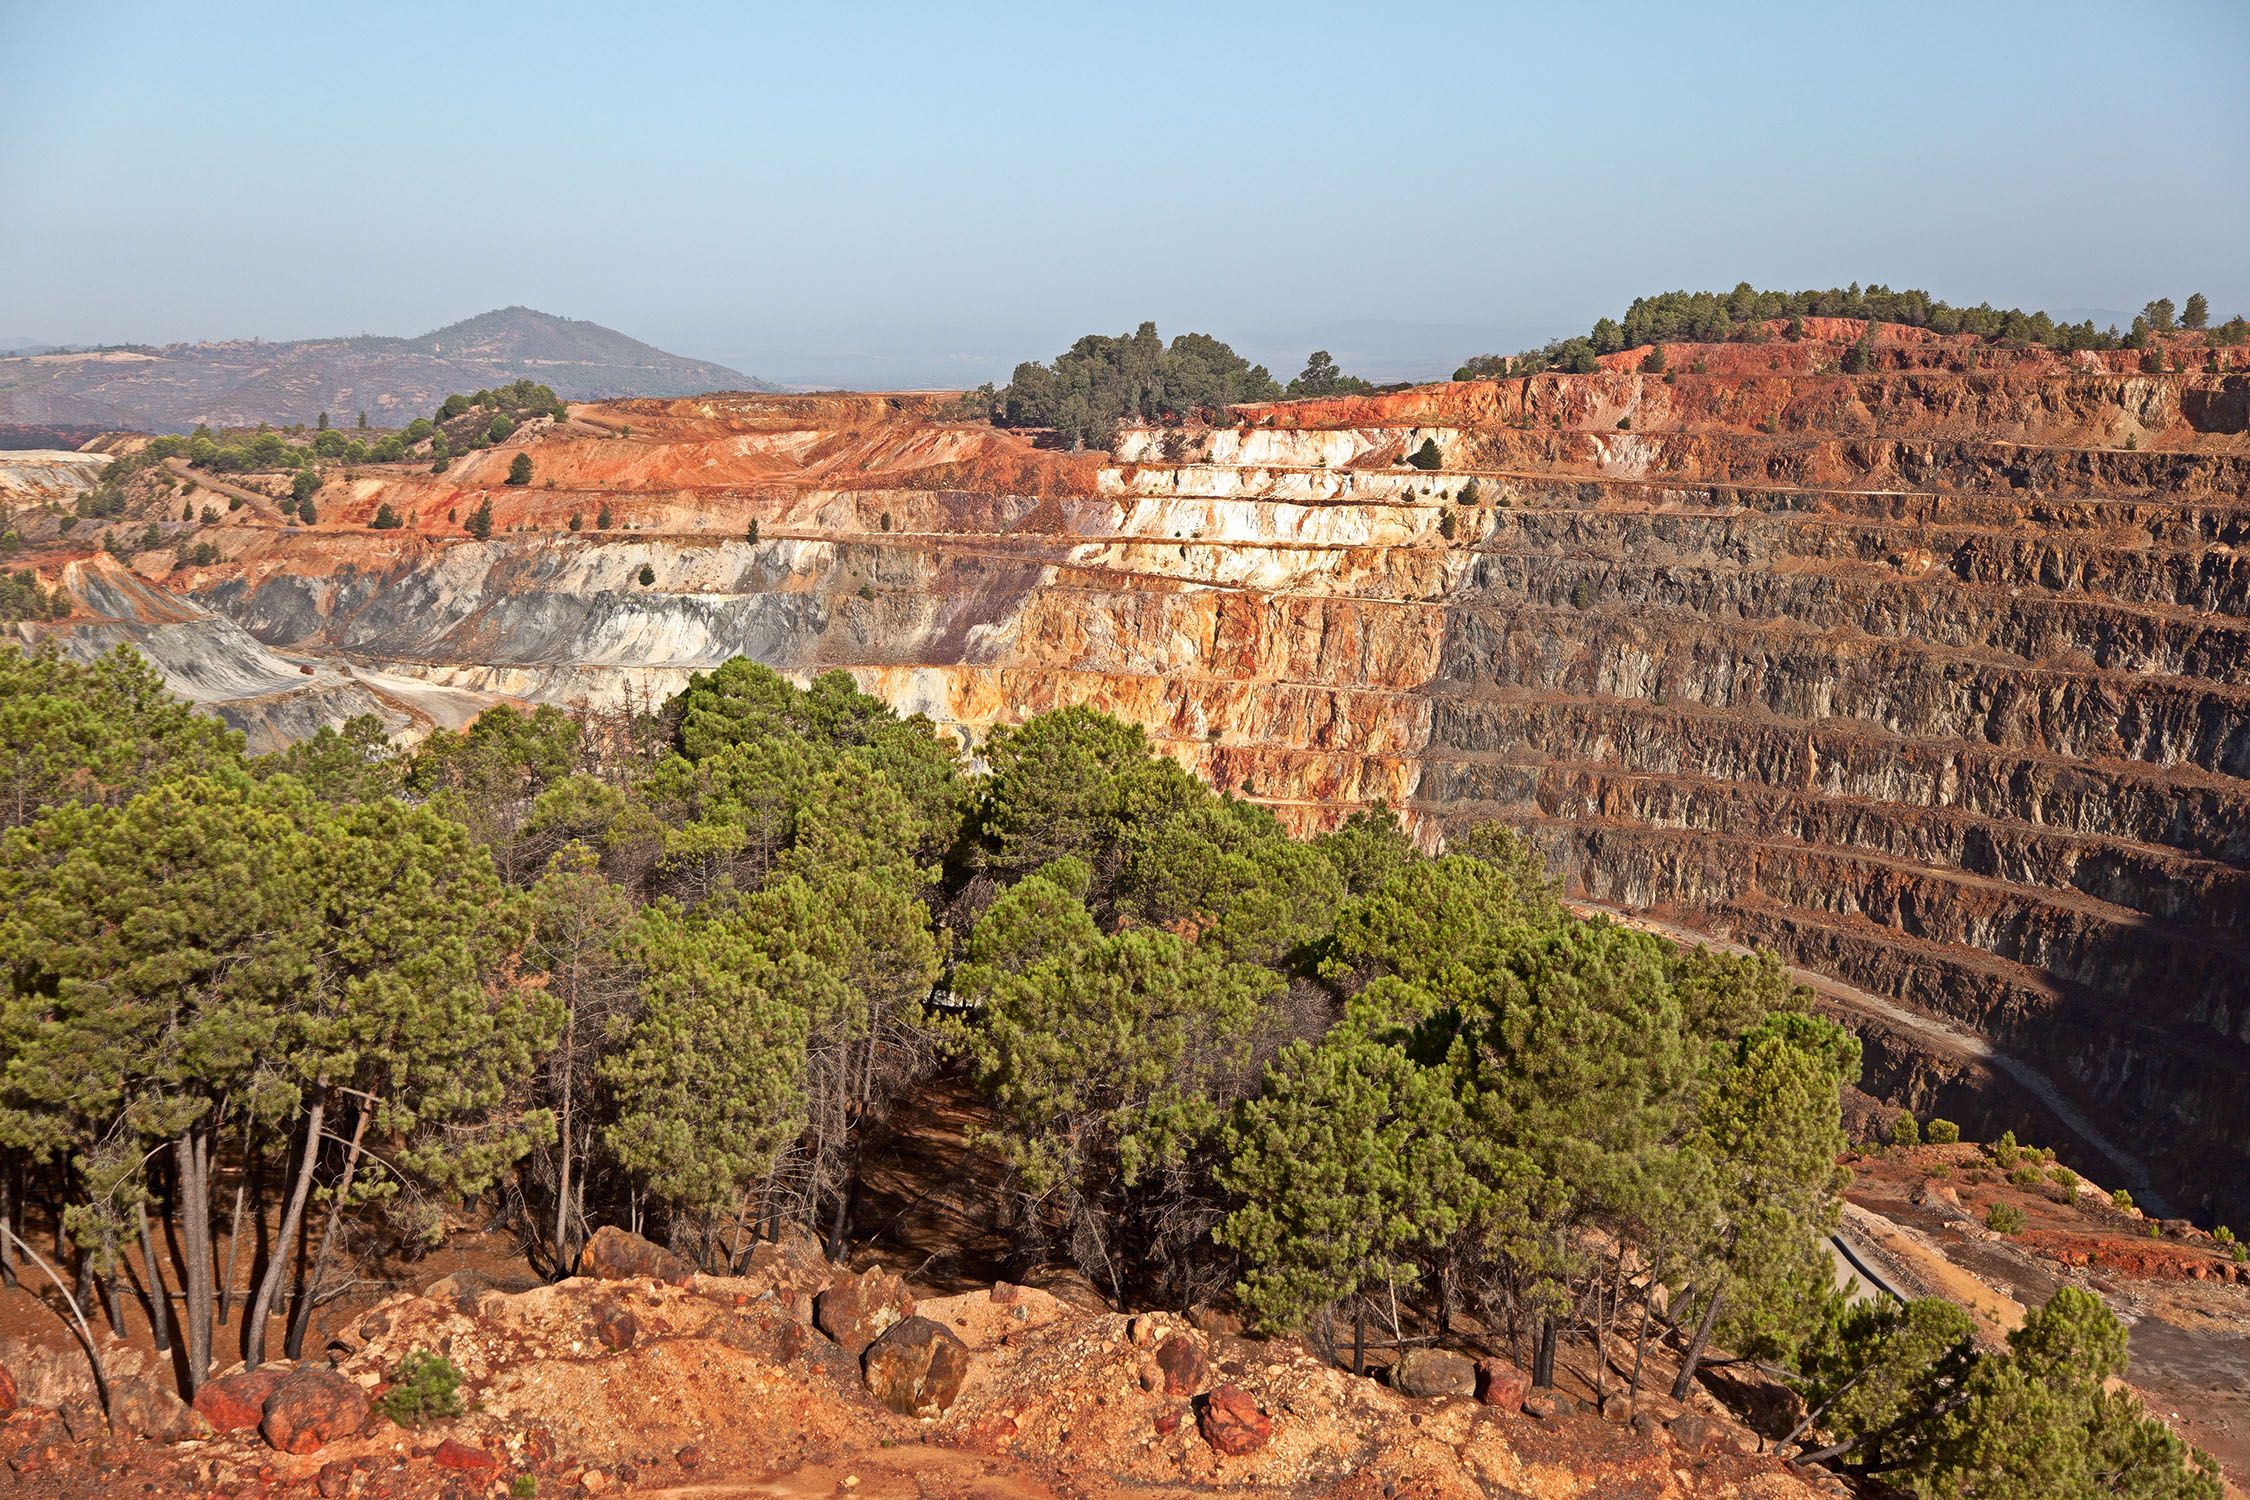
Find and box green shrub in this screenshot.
[2009,1165,2042,1189]
[1570,580,1592,610]
[511,1477,538,1499]
[1889,1113,1920,1148]
[507,453,533,486]
[2048,1165,2079,1198]
[2216,1225,2237,1246]
[1987,1203,2026,1236]
[1990,1129,2020,1169]
[378,1349,464,1427]
[2111,1187,2135,1212]
[1457,478,1479,504]
[1406,438,1442,470]
[638,563,656,587]
[371,503,403,530]
[1924,1119,1960,1145]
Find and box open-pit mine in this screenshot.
[10,320,2250,1227]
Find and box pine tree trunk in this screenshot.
[1671,1284,1724,1401]
[96,1238,127,1335]
[173,1130,215,1392]
[135,1200,173,1355]
[218,1131,252,1327]
[552,1008,576,1279]
[285,1097,370,1361]
[244,1096,324,1368]
[1533,1313,1558,1388]
[0,1156,16,1289]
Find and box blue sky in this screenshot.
[3,0,2245,386]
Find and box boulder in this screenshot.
[576,1225,692,1282]
[1391,1348,1476,1398]
[1196,1384,1270,1455]
[814,1265,914,1357]
[432,1438,497,1472]
[861,1316,971,1417]
[1187,1305,1243,1338]
[591,1300,639,1351]
[57,1394,104,1442]
[1521,1390,1577,1421]
[1154,1333,1206,1396]
[261,1367,370,1455]
[111,1374,210,1443]
[1915,1180,1970,1221]
[0,1356,15,1416]
[743,1224,832,1298]
[194,1366,287,1432]
[1474,1357,1531,1409]
[1669,1411,1722,1455]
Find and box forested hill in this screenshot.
[0,307,766,433]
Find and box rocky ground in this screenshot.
[0,1224,1833,1500]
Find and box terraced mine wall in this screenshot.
[26,330,2250,1220]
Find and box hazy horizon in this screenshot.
[4,0,2245,390]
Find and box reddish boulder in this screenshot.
[1196,1384,1270,1456]
[1154,1333,1206,1396]
[1474,1357,1531,1409]
[261,1368,370,1455]
[195,1367,286,1432]
[591,1301,639,1351]
[814,1265,913,1357]
[576,1225,692,1282]
[862,1315,971,1417]
[432,1439,496,1472]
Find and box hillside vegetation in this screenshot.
[1456,283,2246,377]
[0,646,2220,1496]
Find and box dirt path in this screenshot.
[164,458,284,521]
[1577,901,2176,1218]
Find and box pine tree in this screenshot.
[467,499,494,540]
[507,453,533,487]
[1218,996,1481,1344]
[603,905,821,1225]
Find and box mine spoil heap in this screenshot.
[28,322,2250,1223]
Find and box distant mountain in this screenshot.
[0,307,769,432]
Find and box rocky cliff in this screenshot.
[16,323,2250,1222]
